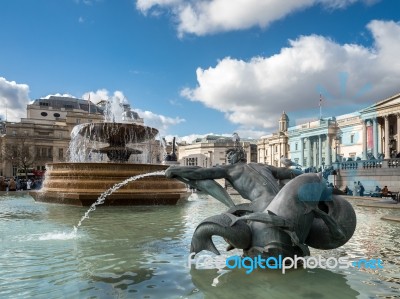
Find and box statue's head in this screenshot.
[226,148,246,164]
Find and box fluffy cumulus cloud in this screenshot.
[0,77,31,122]
[135,109,185,137]
[180,20,400,132]
[136,0,377,36]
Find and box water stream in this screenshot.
[73,170,166,233]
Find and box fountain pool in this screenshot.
[0,192,399,298]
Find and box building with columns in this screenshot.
[359,92,400,159]
[287,117,338,169]
[258,92,400,170]
[257,112,290,166]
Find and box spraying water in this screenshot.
[73,170,165,233]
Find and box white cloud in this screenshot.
[164,132,230,143]
[44,93,75,99]
[180,20,400,132]
[136,0,378,37]
[0,77,30,122]
[135,108,185,137]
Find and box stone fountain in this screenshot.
[30,101,189,206]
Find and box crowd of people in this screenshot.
[0,176,42,192]
[341,181,395,199]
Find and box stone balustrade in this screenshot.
[334,158,400,170]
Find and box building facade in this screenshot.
[258,92,400,170]
[177,135,257,167]
[0,96,104,178]
[257,112,290,167]
[288,117,339,169]
[358,93,400,159]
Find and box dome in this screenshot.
[280,111,289,121]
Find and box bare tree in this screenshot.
[2,137,36,179]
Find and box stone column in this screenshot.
[373,117,378,158]
[307,138,312,167]
[278,142,281,166]
[397,114,400,153]
[269,144,273,165]
[318,135,322,167]
[384,115,390,158]
[313,139,317,167]
[300,138,304,167]
[325,134,331,165]
[362,119,367,160]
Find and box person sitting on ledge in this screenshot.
[381,186,392,198]
[343,185,350,195]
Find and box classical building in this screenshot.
[0,96,104,178]
[257,92,400,172]
[257,112,290,166]
[177,135,257,167]
[288,117,339,169]
[358,92,400,159]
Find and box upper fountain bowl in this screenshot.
[78,122,159,146]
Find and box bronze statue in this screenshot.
[165,138,356,261]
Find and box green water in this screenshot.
[0,192,399,298]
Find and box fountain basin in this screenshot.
[30,162,189,206]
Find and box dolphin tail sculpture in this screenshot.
[305,194,357,249]
[190,213,252,255]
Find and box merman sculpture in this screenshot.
[165,135,356,260]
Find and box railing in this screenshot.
[334,158,400,170]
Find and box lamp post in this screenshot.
[334,134,341,163]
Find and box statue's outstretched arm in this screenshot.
[166,166,235,208]
[270,166,303,180]
[165,165,227,180]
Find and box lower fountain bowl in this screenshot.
[30,162,190,206]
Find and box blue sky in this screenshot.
[1,0,399,142]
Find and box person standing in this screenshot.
[26,179,32,190]
[8,178,17,191]
[358,181,365,197]
[0,176,8,191]
[353,181,359,196]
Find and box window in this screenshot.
[41,112,48,117]
[59,148,63,159]
[295,143,298,151]
[265,149,268,156]
[39,102,49,107]
[53,113,61,117]
[187,157,197,166]
[275,145,278,153]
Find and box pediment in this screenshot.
[360,92,400,114]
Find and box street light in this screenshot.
[334,135,341,162]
